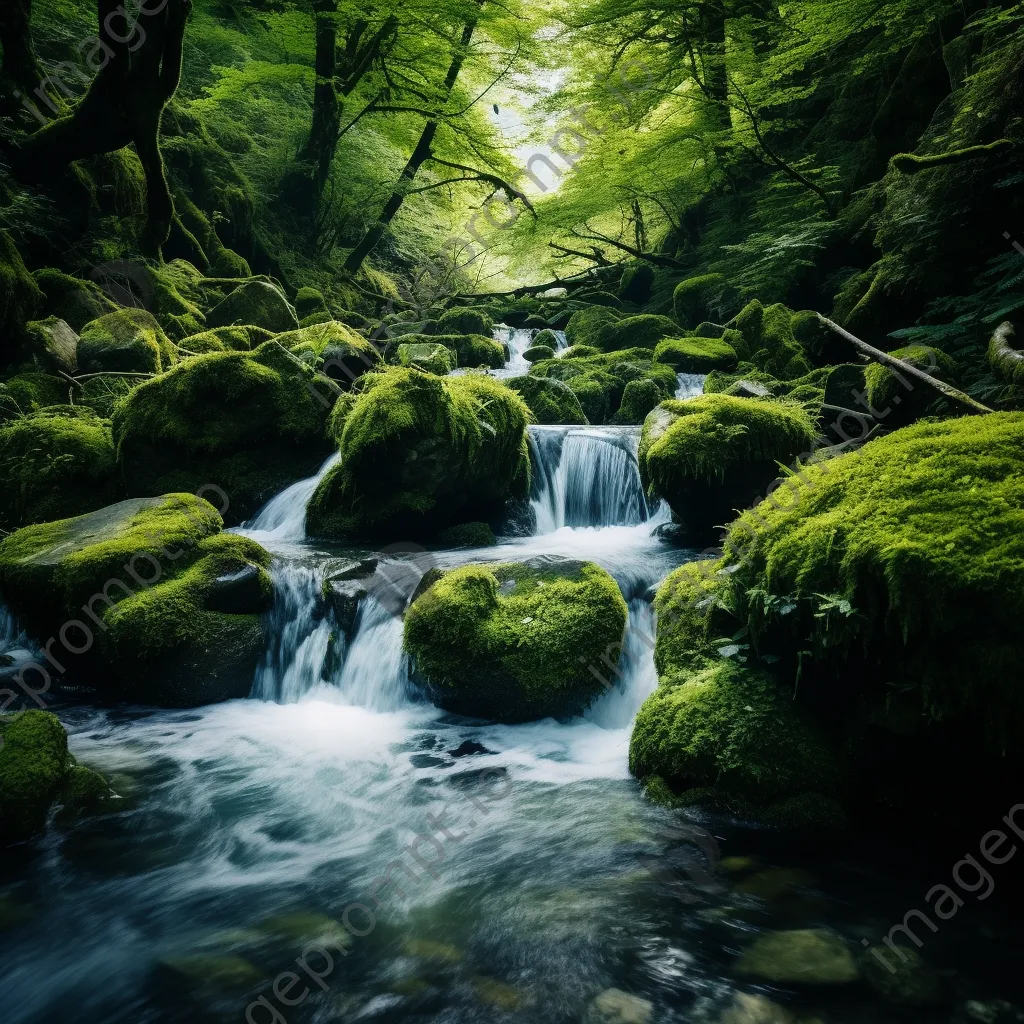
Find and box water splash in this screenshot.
[675,372,707,400]
[493,326,537,379]
[241,452,340,545]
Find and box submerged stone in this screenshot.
[736,929,859,985]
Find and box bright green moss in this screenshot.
[733,300,813,381]
[613,378,663,425]
[437,307,494,337]
[640,394,817,536]
[0,408,118,530]
[532,329,561,349]
[449,333,506,369]
[653,336,739,373]
[141,260,208,341]
[307,368,530,541]
[989,323,1024,388]
[524,344,555,363]
[78,309,176,375]
[180,325,271,354]
[722,413,1024,742]
[276,321,381,383]
[507,375,588,425]
[673,273,727,329]
[863,344,958,425]
[397,342,453,375]
[404,560,628,721]
[653,559,741,678]
[112,343,335,522]
[562,344,600,359]
[628,661,839,805]
[591,314,679,353]
[0,710,70,840]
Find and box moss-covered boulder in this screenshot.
[629,660,840,811]
[447,333,506,369]
[673,274,729,329]
[524,344,555,363]
[0,710,109,843]
[591,314,680,353]
[397,342,453,376]
[180,325,273,354]
[0,408,118,531]
[734,301,813,380]
[0,373,69,420]
[437,307,494,337]
[78,309,176,375]
[613,378,663,425]
[436,521,496,548]
[653,336,739,373]
[294,287,329,319]
[206,280,299,334]
[565,306,621,348]
[532,329,561,350]
[721,413,1024,752]
[112,342,337,523]
[0,494,272,704]
[864,344,958,425]
[22,317,79,374]
[32,269,118,333]
[307,369,530,541]
[640,394,817,537]
[736,930,859,986]
[619,263,656,304]
[405,559,628,721]
[507,375,588,425]
[276,321,382,384]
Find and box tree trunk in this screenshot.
[11,0,191,256]
[0,0,44,115]
[343,7,481,276]
[297,0,341,193]
[700,1,730,132]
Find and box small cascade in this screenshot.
[0,605,33,684]
[585,598,658,729]
[335,597,411,712]
[551,329,569,351]
[529,426,650,532]
[251,564,332,703]
[675,372,707,400]
[242,453,340,544]
[494,326,538,379]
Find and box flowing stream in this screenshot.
[2,339,1017,1024]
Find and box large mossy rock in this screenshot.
[437,306,494,337]
[206,279,299,334]
[0,372,69,420]
[619,263,656,304]
[306,368,530,541]
[0,710,109,843]
[78,309,177,375]
[507,375,588,425]
[31,269,117,333]
[639,394,817,538]
[733,301,813,380]
[276,320,382,384]
[590,314,680,353]
[672,274,729,329]
[565,306,621,348]
[397,342,453,376]
[404,559,628,721]
[0,230,42,345]
[0,495,272,705]
[22,317,79,374]
[112,341,337,524]
[653,336,739,373]
[863,343,958,426]
[0,407,118,531]
[720,413,1024,753]
[180,325,274,354]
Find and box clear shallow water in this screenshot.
[3,346,1022,1024]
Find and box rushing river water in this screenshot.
[2,334,1021,1024]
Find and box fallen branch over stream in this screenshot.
[815,314,994,415]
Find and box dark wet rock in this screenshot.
[205,564,272,614]
[450,740,493,757]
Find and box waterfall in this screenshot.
[675,372,706,400]
[242,452,340,543]
[251,564,333,703]
[494,326,537,379]
[529,426,650,532]
[0,605,33,686]
[252,560,412,709]
[585,599,658,729]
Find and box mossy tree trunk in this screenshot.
[11,0,192,257]
[342,7,482,276]
[0,0,44,116]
